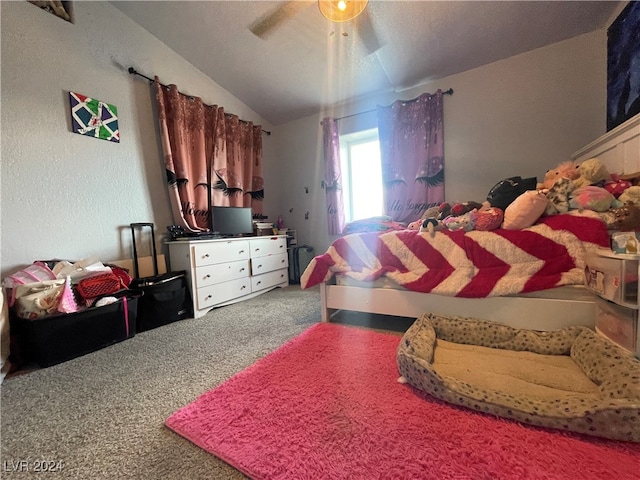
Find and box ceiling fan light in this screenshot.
[319,0,368,23]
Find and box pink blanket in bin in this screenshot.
[300,214,610,298]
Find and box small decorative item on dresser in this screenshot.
[255,221,273,236]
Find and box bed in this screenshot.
[302,113,640,330]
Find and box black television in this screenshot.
[211,206,254,237]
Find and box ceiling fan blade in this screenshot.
[355,8,382,55]
[249,1,312,39]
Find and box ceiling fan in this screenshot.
[248,0,383,55]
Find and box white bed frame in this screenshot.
[321,113,640,330]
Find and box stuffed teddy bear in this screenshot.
[422,205,440,220]
[450,201,484,216]
[545,177,575,215]
[572,158,611,189]
[540,160,579,189]
[412,201,484,235]
[618,185,640,206]
[407,220,422,230]
[435,201,484,220]
[568,185,622,212]
[407,205,442,230]
[469,206,503,231]
[608,202,640,231]
[442,212,475,231]
[419,217,444,236]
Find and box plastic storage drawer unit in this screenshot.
[595,297,640,357]
[584,249,639,308]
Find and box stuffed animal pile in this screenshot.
[408,157,640,234]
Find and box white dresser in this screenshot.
[168,235,289,319]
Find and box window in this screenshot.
[340,129,383,223]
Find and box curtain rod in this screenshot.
[334,88,454,122]
[128,67,271,136]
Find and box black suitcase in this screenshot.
[129,223,191,332]
[289,245,314,284]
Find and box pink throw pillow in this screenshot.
[502,190,548,230]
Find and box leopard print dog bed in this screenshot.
[397,313,640,442]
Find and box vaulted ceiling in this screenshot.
[111,1,622,125]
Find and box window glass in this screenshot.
[340,129,383,222]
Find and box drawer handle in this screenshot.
[256,264,262,269]
[205,295,212,300]
[280,274,285,278]
[255,248,260,252]
[241,285,246,290]
[281,259,285,263]
[239,249,245,254]
[256,281,262,285]
[240,267,245,272]
[204,253,210,258]
[279,245,284,249]
[205,274,211,279]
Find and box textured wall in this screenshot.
[0,1,610,276]
[273,31,608,253]
[1,1,273,277]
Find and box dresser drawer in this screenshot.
[251,268,288,292]
[251,253,288,276]
[193,240,250,267]
[196,277,250,310]
[194,259,250,288]
[249,236,286,257]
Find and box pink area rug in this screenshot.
[166,323,640,480]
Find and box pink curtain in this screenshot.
[155,80,263,232]
[376,91,445,223]
[321,118,346,235]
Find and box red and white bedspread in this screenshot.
[301,214,610,298]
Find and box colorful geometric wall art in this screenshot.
[69,92,120,142]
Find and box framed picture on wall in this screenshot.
[69,92,120,143]
[28,1,73,23]
[607,1,640,131]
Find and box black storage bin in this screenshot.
[129,222,191,332]
[10,294,138,368]
[133,274,190,332]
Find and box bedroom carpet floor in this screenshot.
[1,286,325,479]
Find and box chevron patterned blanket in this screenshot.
[300,214,610,297]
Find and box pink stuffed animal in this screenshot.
[541,161,579,189]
